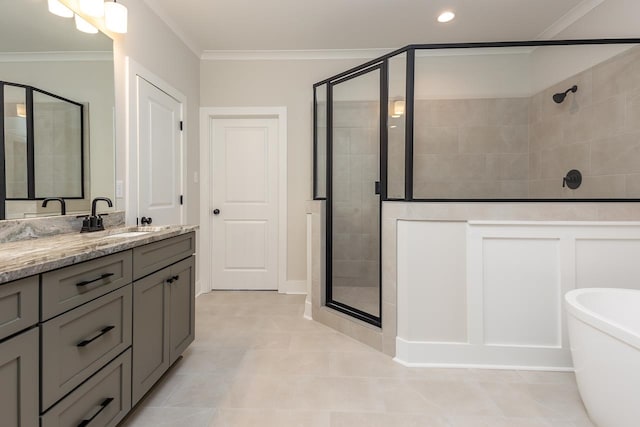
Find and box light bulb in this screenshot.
[75,14,99,34]
[16,104,27,118]
[393,100,405,116]
[104,1,128,33]
[79,0,105,17]
[48,0,73,18]
[437,11,456,23]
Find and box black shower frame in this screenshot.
[313,38,640,327]
[324,63,387,326]
[314,38,640,203]
[0,81,85,219]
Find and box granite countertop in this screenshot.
[0,225,198,285]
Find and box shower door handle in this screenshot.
[374,181,381,195]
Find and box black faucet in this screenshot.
[91,197,113,217]
[79,197,113,232]
[42,198,66,215]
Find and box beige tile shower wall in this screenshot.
[332,101,380,289]
[529,46,640,198]
[412,97,529,199]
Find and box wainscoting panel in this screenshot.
[576,238,640,289]
[481,237,561,347]
[396,221,640,369]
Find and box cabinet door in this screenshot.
[169,256,195,364]
[0,276,38,341]
[0,328,38,427]
[132,268,170,405]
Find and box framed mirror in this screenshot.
[0,0,115,219]
[2,81,85,201]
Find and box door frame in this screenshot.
[199,107,288,294]
[125,57,186,226]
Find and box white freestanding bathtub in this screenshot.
[565,288,640,427]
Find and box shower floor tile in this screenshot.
[121,291,594,427]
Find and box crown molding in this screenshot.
[201,48,396,61]
[536,0,606,39]
[0,51,113,63]
[141,0,202,58]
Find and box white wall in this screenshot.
[109,0,201,228]
[200,58,364,281]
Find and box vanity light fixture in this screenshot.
[437,10,456,23]
[392,100,405,118]
[47,0,74,18]
[16,104,27,118]
[79,0,105,17]
[104,1,128,34]
[48,0,129,34]
[75,14,99,34]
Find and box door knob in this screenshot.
[213,209,220,215]
[141,216,152,225]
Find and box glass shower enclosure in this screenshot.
[315,63,390,326]
[314,38,640,326]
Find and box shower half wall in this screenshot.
[311,39,640,364]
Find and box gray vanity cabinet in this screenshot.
[41,350,131,427]
[131,267,170,405]
[168,256,195,364]
[41,251,132,321]
[41,285,132,410]
[1,229,196,426]
[0,276,38,340]
[0,327,39,427]
[132,232,195,405]
[0,275,39,427]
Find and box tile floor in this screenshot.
[332,285,380,316]
[122,291,594,427]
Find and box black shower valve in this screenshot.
[563,169,582,190]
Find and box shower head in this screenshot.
[553,85,578,104]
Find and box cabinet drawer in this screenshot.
[41,349,132,427]
[0,328,38,427]
[133,232,195,280]
[42,250,132,321]
[0,275,38,341]
[41,285,132,410]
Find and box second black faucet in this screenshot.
[79,197,113,232]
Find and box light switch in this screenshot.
[116,180,124,198]
[194,171,199,184]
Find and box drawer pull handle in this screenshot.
[166,275,180,284]
[77,325,115,347]
[77,397,114,427]
[76,273,115,287]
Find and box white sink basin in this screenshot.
[104,231,151,239]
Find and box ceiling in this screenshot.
[143,0,597,54]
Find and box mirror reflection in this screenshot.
[3,84,28,199]
[0,0,115,219]
[33,88,84,199]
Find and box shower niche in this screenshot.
[314,39,640,325]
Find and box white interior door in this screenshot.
[211,118,279,290]
[137,76,183,226]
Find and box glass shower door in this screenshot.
[327,66,383,325]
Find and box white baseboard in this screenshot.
[279,280,307,295]
[303,299,312,320]
[392,357,573,372]
[395,337,574,371]
[195,280,204,298]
